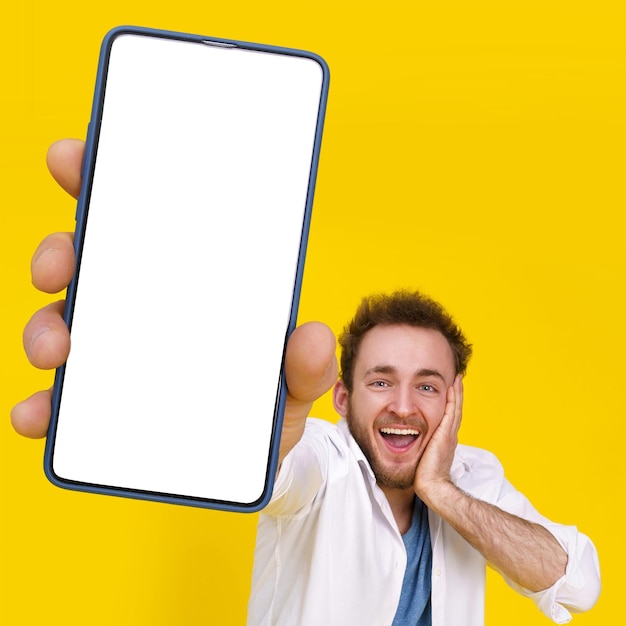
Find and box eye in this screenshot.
[369,380,390,388]
[418,384,436,393]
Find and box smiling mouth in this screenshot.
[379,427,420,450]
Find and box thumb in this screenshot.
[285,321,338,406]
[279,321,338,465]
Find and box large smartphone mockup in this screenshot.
[44,26,329,512]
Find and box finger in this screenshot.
[23,300,71,370]
[443,382,456,423]
[439,376,461,438]
[452,375,464,431]
[31,232,75,293]
[285,321,338,407]
[10,390,52,439]
[278,322,337,465]
[46,139,85,199]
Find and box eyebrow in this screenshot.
[364,365,446,381]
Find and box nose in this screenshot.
[387,384,418,418]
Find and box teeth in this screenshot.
[380,428,420,436]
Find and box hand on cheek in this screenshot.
[414,375,463,499]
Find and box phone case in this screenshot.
[44,26,329,512]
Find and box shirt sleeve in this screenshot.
[512,529,601,624]
[454,446,601,623]
[494,471,601,623]
[262,419,331,517]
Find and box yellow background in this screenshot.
[1,1,623,624]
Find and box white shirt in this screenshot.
[248,418,600,626]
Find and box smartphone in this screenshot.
[44,26,329,512]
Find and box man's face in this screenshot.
[333,324,457,491]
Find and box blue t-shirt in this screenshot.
[391,497,432,626]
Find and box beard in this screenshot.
[345,399,419,491]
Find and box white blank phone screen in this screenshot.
[51,33,324,507]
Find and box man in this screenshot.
[13,140,600,625]
[248,293,600,625]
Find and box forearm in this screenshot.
[421,480,567,592]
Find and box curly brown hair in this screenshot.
[338,290,472,392]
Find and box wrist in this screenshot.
[416,477,461,513]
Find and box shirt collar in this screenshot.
[336,418,378,485]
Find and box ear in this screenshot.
[333,379,350,417]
